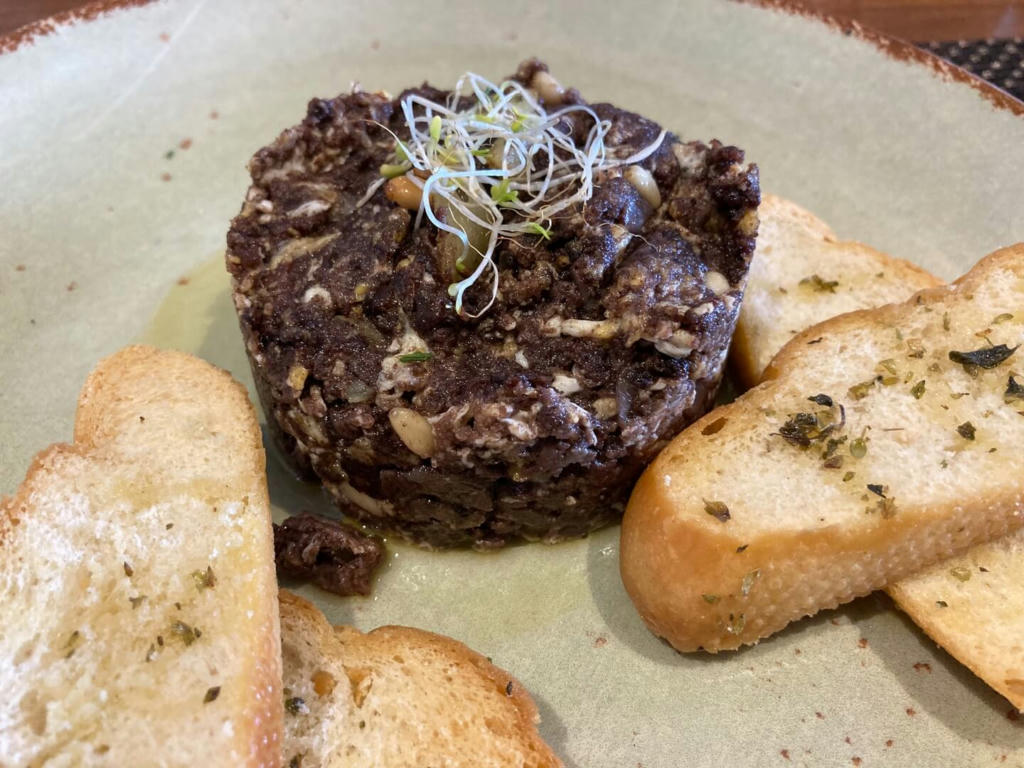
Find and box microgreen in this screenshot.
[359,70,667,318]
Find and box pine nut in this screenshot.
[624,165,661,209]
[389,407,436,458]
[385,177,423,210]
[531,70,565,106]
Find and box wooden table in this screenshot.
[2,0,1023,41]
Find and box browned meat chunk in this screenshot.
[273,514,385,596]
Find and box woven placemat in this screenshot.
[921,39,1024,102]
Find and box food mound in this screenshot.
[226,59,760,548]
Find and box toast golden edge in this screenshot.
[620,244,1024,653]
[731,201,1024,707]
[279,590,564,768]
[730,194,945,389]
[0,345,284,767]
[886,576,1024,712]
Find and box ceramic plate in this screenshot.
[3,1,1024,765]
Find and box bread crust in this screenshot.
[279,590,562,768]
[621,245,1024,652]
[0,346,282,767]
[337,625,550,760]
[726,204,1024,708]
[733,194,943,389]
[887,529,1024,711]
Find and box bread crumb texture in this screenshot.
[0,346,282,767]
[621,246,1024,653]
[278,590,562,768]
[732,194,943,387]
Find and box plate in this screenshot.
[3,1,1024,765]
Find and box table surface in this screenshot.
[1,0,1023,40]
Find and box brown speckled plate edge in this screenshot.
[2,2,1024,766]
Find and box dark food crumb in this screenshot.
[66,281,77,292]
[858,637,868,649]
[179,138,193,150]
[204,686,220,703]
[885,739,893,748]
[285,696,308,715]
[780,749,790,760]
[906,707,916,716]
[593,635,608,648]
[177,276,191,286]
[273,513,385,596]
[851,759,862,767]
[505,680,514,696]
[913,662,932,673]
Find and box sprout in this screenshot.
[526,222,552,240]
[363,71,667,318]
[379,163,409,179]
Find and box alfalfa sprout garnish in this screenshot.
[361,70,667,318]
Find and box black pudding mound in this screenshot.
[226,60,760,548]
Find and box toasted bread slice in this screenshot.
[278,590,562,768]
[730,197,1024,708]
[0,346,282,766]
[732,194,942,388]
[620,246,1024,652]
[888,531,1024,711]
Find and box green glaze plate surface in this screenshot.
[3,2,1024,765]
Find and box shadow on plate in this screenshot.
[865,593,1024,748]
[587,529,1024,749]
[531,691,581,768]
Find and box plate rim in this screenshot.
[741,0,1024,117]
[0,0,157,55]
[3,0,1024,120]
